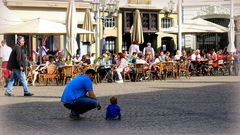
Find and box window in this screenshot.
[161,18,172,28]
[123,11,158,32]
[105,37,116,53]
[142,13,149,30]
[197,18,229,51]
[104,17,116,28]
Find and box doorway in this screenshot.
[161,37,175,54]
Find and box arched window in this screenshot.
[161,18,173,28]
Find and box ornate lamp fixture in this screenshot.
[91,0,119,19]
[163,0,175,17]
[91,0,119,56]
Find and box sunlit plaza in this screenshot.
[0,0,240,135]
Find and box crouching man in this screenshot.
[61,69,101,120]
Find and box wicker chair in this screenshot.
[122,64,131,81]
[42,64,59,86]
[206,60,214,76]
[62,66,74,85]
[162,62,177,79]
[178,60,190,79]
[135,63,147,81]
[217,59,225,76]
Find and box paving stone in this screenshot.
[0,76,240,135]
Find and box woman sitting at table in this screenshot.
[30,56,55,86]
[81,54,91,66]
[73,54,81,65]
[174,50,182,61]
[100,54,111,66]
[114,53,128,83]
[180,50,188,61]
[165,51,172,62]
[99,54,111,79]
[65,55,73,66]
[158,50,166,62]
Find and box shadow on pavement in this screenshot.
[0,82,239,135]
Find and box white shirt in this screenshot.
[136,59,147,64]
[129,44,140,56]
[143,47,155,57]
[191,54,201,61]
[0,44,12,61]
[90,57,95,65]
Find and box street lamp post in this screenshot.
[227,0,236,53]
[91,0,119,57]
[178,0,182,52]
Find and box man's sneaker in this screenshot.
[4,92,14,96]
[69,110,80,120]
[115,80,123,83]
[24,93,34,96]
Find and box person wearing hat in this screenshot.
[61,69,101,120]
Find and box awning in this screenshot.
[0,18,93,35]
[0,2,22,31]
[157,18,228,34]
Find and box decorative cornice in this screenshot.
[197,5,230,17]
[4,0,90,9]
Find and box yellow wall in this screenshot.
[157,13,178,50]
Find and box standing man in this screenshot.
[0,40,12,87]
[4,36,34,96]
[61,69,101,120]
[143,42,155,60]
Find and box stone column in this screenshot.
[235,16,240,76]
[236,16,240,50]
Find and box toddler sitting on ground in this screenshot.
[106,96,121,120]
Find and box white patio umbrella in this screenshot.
[227,0,236,53]
[80,9,95,44]
[131,10,144,44]
[0,18,93,34]
[227,19,236,53]
[66,0,78,57]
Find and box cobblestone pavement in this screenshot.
[0,76,240,135]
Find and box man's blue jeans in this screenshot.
[6,69,30,94]
[64,97,99,115]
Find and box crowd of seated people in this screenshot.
[24,45,239,85]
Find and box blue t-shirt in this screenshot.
[106,104,121,119]
[61,74,93,104]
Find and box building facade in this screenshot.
[182,0,240,51]
[1,0,239,62]
[0,0,180,60]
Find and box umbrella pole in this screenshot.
[38,36,43,64]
